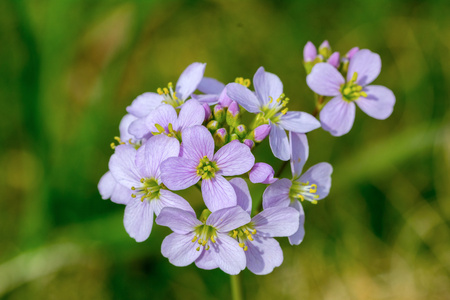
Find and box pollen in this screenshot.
[156,82,182,107]
[110,136,125,149]
[196,156,219,180]
[290,180,320,204]
[235,77,251,87]
[340,72,367,102]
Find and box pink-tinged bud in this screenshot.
[303,41,317,62]
[213,128,228,147]
[202,103,212,121]
[218,87,232,107]
[345,47,359,59]
[318,40,331,58]
[249,162,277,184]
[244,139,254,149]
[254,124,271,142]
[226,101,241,127]
[327,51,340,68]
[228,101,240,117]
[235,124,247,139]
[213,104,225,123]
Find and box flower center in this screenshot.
[131,177,162,202]
[260,93,290,123]
[289,180,319,204]
[340,72,367,102]
[157,82,182,108]
[110,136,141,150]
[192,224,218,251]
[196,156,219,180]
[151,123,181,141]
[229,224,257,251]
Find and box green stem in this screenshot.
[230,274,243,300]
[312,95,325,117]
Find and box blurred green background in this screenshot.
[1,0,449,299]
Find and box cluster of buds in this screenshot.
[99,42,395,275]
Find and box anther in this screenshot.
[110,143,116,149]
[309,184,317,193]
[311,200,318,205]
[131,186,136,190]
[131,194,136,198]
[157,88,163,95]
[243,246,248,251]
[192,236,198,242]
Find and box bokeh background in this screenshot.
[1,0,449,299]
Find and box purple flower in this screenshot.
[263,132,332,245]
[160,125,255,212]
[229,178,299,275]
[307,49,396,136]
[249,162,277,184]
[227,67,321,160]
[156,205,251,275]
[108,135,193,242]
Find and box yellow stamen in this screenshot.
[192,236,198,242]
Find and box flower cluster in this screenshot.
[99,44,394,275]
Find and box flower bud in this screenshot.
[202,102,212,122]
[206,120,219,132]
[303,41,317,62]
[345,47,359,59]
[213,128,228,147]
[243,139,254,149]
[318,40,331,59]
[253,124,271,142]
[230,133,239,141]
[226,101,240,127]
[213,104,225,123]
[235,124,247,139]
[327,51,340,68]
[249,162,277,184]
[218,87,232,108]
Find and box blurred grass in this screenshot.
[0,0,449,299]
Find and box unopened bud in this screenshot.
[213,128,228,147]
[303,41,317,62]
[218,87,232,107]
[318,40,331,59]
[230,133,239,141]
[254,124,271,142]
[213,104,225,123]
[202,103,212,122]
[243,139,254,149]
[235,124,247,139]
[226,101,240,127]
[207,120,219,132]
[327,52,340,68]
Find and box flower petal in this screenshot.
[195,248,219,270]
[174,99,205,131]
[160,157,199,190]
[288,200,305,245]
[319,96,356,136]
[278,111,321,133]
[128,117,151,140]
[119,114,138,142]
[159,190,195,215]
[123,199,154,242]
[109,145,140,188]
[111,183,133,205]
[347,49,381,86]
[156,207,200,234]
[306,63,344,96]
[252,207,300,237]
[136,135,180,179]
[269,123,290,161]
[356,85,395,120]
[176,62,206,101]
[197,77,225,95]
[298,162,333,200]
[262,178,291,209]
[230,178,252,215]
[201,176,237,212]
[191,94,219,105]
[206,206,250,232]
[245,237,283,275]
[249,163,276,184]
[126,92,164,118]
[253,67,283,104]
[181,125,215,161]
[209,233,246,275]
[98,171,116,200]
[226,83,262,113]
[290,132,309,179]
[145,104,177,133]
[161,232,202,266]
[214,140,255,176]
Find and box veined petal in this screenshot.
[288,200,305,245]
[176,62,206,101]
[253,67,283,104]
[159,190,195,214]
[306,63,344,96]
[298,162,333,200]
[209,233,246,275]
[191,94,220,105]
[278,111,321,133]
[269,123,290,161]
[207,206,250,232]
[156,207,200,234]
[136,135,180,179]
[230,178,252,215]
[111,183,133,205]
[214,140,255,176]
[119,114,138,142]
[161,232,202,266]
[123,199,154,242]
[181,125,215,161]
[347,49,381,86]
[201,176,237,212]
[145,104,177,133]
[252,207,300,237]
[356,85,395,120]
[174,99,205,131]
[160,157,199,190]
[290,132,309,179]
[195,248,218,270]
[98,171,116,200]
[109,145,140,188]
[320,96,356,136]
[126,92,164,118]
[249,163,276,184]
[128,117,151,140]
[246,237,283,275]
[226,83,262,113]
[197,77,225,95]
[262,178,291,209]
